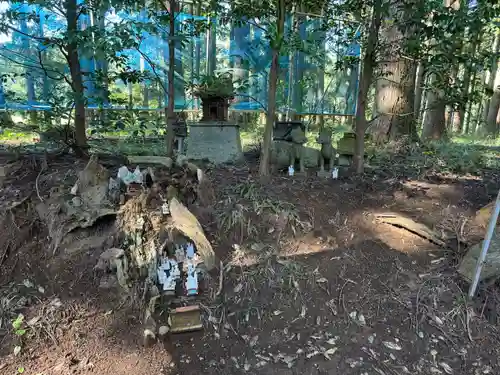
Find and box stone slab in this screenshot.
[186,121,243,164]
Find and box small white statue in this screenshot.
[331,167,339,179]
[185,263,198,296]
[186,243,195,259]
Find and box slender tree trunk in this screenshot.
[286,5,297,120]
[65,0,87,153]
[165,0,176,156]
[464,68,477,134]
[194,2,202,110]
[206,15,217,75]
[486,63,500,136]
[482,31,500,125]
[316,8,326,130]
[414,61,425,125]
[458,32,481,133]
[259,0,285,177]
[354,0,382,173]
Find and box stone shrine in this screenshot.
[187,75,243,164]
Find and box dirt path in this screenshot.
[0,156,499,375]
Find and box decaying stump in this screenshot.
[169,197,215,270]
[35,155,117,254]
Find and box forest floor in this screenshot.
[0,142,499,375]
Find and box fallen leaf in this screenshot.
[255,354,270,361]
[27,316,41,326]
[316,277,328,283]
[324,347,338,360]
[233,283,243,293]
[358,314,366,325]
[14,346,21,356]
[250,335,258,347]
[273,310,283,316]
[434,316,444,325]
[439,362,453,374]
[22,279,34,288]
[256,361,267,368]
[306,350,320,359]
[300,305,307,318]
[382,341,402,351]
[282,356,295,368]
[430,367,443,374]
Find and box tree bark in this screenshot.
[482,31,500,125]
[464,68,477,134]
[486,62,500,136]
[259,0,285,177]
[65,0,87,153]
[165,0,176,156]
[207,17,217,75]
[457,31,481,133]
[422,73,447,140]
[414,61,425,126]
[371,1,417,142]
[354,0,382,173]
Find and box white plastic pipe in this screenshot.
[468,190,500,299]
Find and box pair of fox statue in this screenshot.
[284,127,337,175]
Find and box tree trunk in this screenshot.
[482,31,500,125]
[458,32,481,133]
[354,0,382,173]
[259,0,285,177]
[486,65,500,136]
[464,68,477,134]
[165,0,176,156]
[422,73,446,140]
[414,61,425,125]
[207,17,217,75]
[286,5,297,120]
[65,0,87,153]
[371,2,417,142]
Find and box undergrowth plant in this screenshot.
[367,139,498,175]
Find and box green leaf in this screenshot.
[15,329,27,336]
[12,314,24,330]
[18,367,25,374]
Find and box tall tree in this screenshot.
[486,60,500,136]
[165,0,176,156]
[259,0,285,176]
[354,0,382,173]
[370,0,420,142]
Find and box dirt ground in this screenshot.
[0,152,499,375]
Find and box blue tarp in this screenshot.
[0,2,360,115]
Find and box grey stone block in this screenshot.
[186,121,243,164]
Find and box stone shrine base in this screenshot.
[186,121,243,164]
[316,170,331,178]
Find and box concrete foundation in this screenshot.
[186,121,243,164]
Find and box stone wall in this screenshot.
[186,122,243,164]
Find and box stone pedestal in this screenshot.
[186,121,243,164]
[316,170,331,178]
